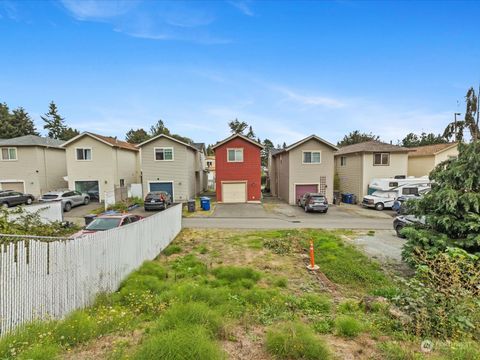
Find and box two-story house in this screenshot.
[408,143,458,177]
[137,134,205,202]
[62,132,140,201]
[269,135,338,205]
[334,141,410,200]
[0,135,67,196]
[213,134,263,203]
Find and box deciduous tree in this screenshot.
[337,130,379,147]
[125,128,151,144]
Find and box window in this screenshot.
[76,148,92,161]
[303,151,321,164]
[154,147,174,161]
[402,187,419,195]
[373,152,389,166]
[206,161,212,167]
[227,148,244,162]
[389,182,399,187]
[340,156,347,166]
[120,179,125,187]
[1,147,17,161]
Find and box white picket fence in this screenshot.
[0,204,182,336]
[7,202,63,223]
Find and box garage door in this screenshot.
[0,182,24,193]
[75,181,100,201]
[222,182,247,203]
[149,182,174,199]
[295,184,318,203]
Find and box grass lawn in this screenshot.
[1,229,478,359]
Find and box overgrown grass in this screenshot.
[162,244,182,256]
[334,315,363,338]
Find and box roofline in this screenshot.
[211,134,264,150]
[408,143,458,157]
[61,132,138,152]
[334,148,411,156]
[135,133,199,151]
[271,135,338,157]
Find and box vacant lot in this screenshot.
[1,229,477,359]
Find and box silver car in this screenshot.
[40,190,90,212]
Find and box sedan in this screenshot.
[0,190,35,208]
[144,191,172,211]
[393,215,425,238]
[72,214,144,237]
[40,190,90,212]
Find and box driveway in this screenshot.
[212,203,272,218]
[63,202,103,226]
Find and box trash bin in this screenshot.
[333,191,341,205]
[200,197,211,211]
[342,193,353,204]
[84,214,97,226]
[187,199,196,212]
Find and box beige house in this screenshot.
[334,141,410,201]
[408,143,458,177]
[269,135,338,205]
[137,134,206,202]
[62,132,140,201]
[0,135,67,196]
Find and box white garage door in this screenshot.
[0,182,25,193]
[222,182,247,203]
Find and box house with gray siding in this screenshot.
[269,135,338,205]
[137,134,206,202]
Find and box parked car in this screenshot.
[40,190,90,212]
[393,215,425,238]
[297,192,312,207]
[301,193,329,213]
[0,190,35,208]
[392,189,430,213]
[144,191,172,211]
[73,214,144,237]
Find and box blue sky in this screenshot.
[1,0,479,146]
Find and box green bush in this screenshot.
[154,302,224,338]
[132,326,225,360]
[163,244,182,256]
[212,266,261,283]
[265,321,331,360]
[335,316,363,338]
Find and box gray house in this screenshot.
[269,135,338,205]
[137,134,206,202]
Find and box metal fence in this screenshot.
[0,204,182,336]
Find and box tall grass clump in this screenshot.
[265,321,331,360]
[334,315,363,338]
[212,266,261,283]
[171,254,208,278]
[16,343,60,360]
[132,326,225,360]
[162,244,182,256]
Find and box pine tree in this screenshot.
[0,103,39,139]
[126,128,151,144]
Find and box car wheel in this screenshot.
[323,209,328,214]
[84,197,90,205]
[375,203,384,211]
[26,197,33,205]
[64,202,72,212]
[1,202,8,208]
[395,225,406,238]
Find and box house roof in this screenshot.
[408,143,458,157]
[335,140,410,156]
[61,132,138,151]
[135,133,199,151]
[211,134,264,150]
[271,135,338,157]
[0,135,64,149]
[192,142,206,152]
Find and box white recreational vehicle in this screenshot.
[362,177,431,210]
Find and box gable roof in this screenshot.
[335,140,410,156]
[0,135,64,149]
[271,135,338,157]
[211,134,264,150]
[61,132,138,151]
[408,143,458,157]
[135,133,199,151]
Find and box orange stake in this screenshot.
[307,240,319,271]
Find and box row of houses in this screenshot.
[0,132,458,205]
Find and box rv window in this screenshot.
[402,187,419,195]
[389,182,398,187]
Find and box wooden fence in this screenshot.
[0,204,182,336]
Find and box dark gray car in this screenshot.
[144,191,172,211]
[302,193,329,213]
[40,190,90,212]
[0,190,35,208]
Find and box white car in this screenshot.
[40,190,90,212]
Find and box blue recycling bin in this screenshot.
[200,197,211,211]
[342,193,353,204]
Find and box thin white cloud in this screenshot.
[273,86,346,108]
[0,0,19,21]
[60,0,138,20]
[228,0,254,16]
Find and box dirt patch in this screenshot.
[221,325,271,360]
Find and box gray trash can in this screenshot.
[84,214,97,226]
[187,199,196,212]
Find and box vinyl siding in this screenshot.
[140,137,197,202]
[276,153,290,202]
[434,146,458,165]
[335,153,364,201]
[408,156,435,177]
[362,152,409,197]
[288,139,335,204]
[114,148,140,187]
[38,147,68,194]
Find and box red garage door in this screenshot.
[295,184,319,203]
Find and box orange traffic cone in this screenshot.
[307,240,319,271]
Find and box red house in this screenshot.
[212,134,264,203]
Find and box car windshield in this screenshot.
[42,194,59,199]
[85,218,122,231]
[310,196,325,201]
[146,193,164,200]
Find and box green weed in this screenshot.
[163,244,182,256]
[335,315,363,338]
[212,266,261,283]
[16,343,60,360]
[171,254,208,278]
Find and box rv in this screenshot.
[362,177,431,211]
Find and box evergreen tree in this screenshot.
[443,87,480,142]
[228,118,248,135]
[246,125,255,139]
[261,138,274,167]
[125,128,151,144]
[41,101,78,140]
[337,130,380,147]
[150,119,171,137]
[400,132,448,147]
[0,103,39,139]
